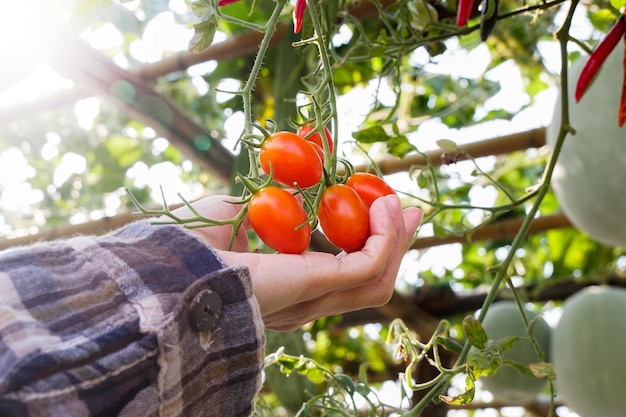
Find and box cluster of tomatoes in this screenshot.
[245,125,396,254]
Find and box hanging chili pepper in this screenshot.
[456,0,474,27]
[617,41,626,127]
[479,0,499,41]
[218,0,239,5]
[293,0,307,34]
[575,16,625,102]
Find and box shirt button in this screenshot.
[189,289,222,333]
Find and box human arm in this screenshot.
[0,220,264,417]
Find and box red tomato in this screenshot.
[297,124,334,155]
[248,186,311,254]
[318,184,370,253]
[260,131,323,188]
[345,172,396,207]
[308,142,325,163]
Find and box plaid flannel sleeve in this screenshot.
[0,220,265,417]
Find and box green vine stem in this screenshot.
[239,0,287,135]
[294,0,340,182]
[125,186,249,250]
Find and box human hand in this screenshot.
[206,194,422,331]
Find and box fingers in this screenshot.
[334,195,422,288]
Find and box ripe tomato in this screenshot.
[345,172,396,207]
[248,186,311,254]
[297,124,334,155]
[260,131,323,188]
[318,184,370,252]
[308,141,325,163]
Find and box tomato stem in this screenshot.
[235,171,272,195]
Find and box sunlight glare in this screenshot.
[0,149,36,187]
[128,11,192,63]
[81,23,125,50]
[75,97,101,130]
[53,152,87,187]
[0,149,43,211]
[0,1,74,106]
[0,1,69,90]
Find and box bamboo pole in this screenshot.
[0,212,138,251]
[352,127,547,174]
[410,213,571,250]
[0,209,572,252]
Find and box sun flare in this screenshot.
[0,0,71,91]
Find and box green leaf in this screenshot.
[467,345,502,379]
[354,382,372,397]
[388,135,416,158]
[498,335,521,351]
[334,374,356,395]
[189,18,217,53]
[529,361,556,381]
[440,373,475,405]
[416,171,429,188]
[610,0,626,9]
[463,315,488,349]
[303,367,326,384]
[357,362,370,384]
[190,0,215,20]
[589,8,620,32]
[352,126,390,144]
[436,138,461,152]
[436,336,464,354]
[503,359,535,378]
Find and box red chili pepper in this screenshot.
[293,0,307,34]
[575,16,625,102]
[218,0,239,5]
[456,0,474,27]
[617,40,626,127]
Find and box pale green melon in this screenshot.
[551,286,626,417]
[546,46,626,247]
[479,301,551,404]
